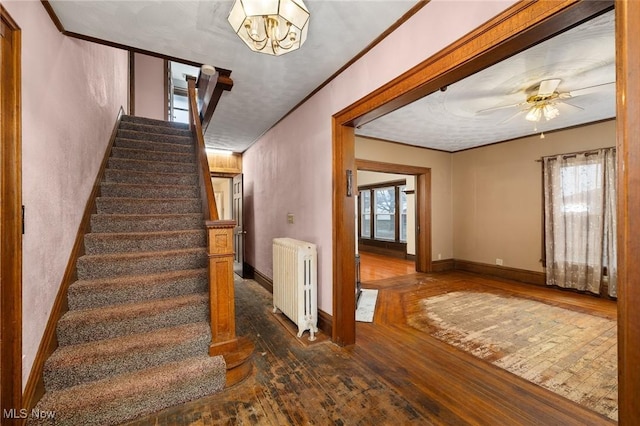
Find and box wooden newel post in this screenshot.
[206,219,239,356]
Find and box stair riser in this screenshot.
[100,183,199,199]
[111,147,195,164]
[107,157,197,174]
[44,332,210,391]
[68,271,208,310]
[119,121,192,138]
[121,115,190,130]
[76,250,207,280]
[30,356,225,426]
[104,169,198,186]
[84,231,206,255]
[90,214,203,233]
[115,138,194,154]
[117,129,192,145]
[57,303,209,346]
[96,198,202,215]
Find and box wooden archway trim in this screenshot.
[355,159,431,273]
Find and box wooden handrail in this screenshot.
[186,75,254,380]
[196,68,234,132]
[187,75,219,221]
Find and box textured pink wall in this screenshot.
[134,53,165,120]
[3,1,129,389]
[242,0,518,314]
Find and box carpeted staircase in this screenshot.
[29,115,227,425]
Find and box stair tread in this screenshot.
[47,322,210,369]
[33,355,225,425]
[108,156,197,167]
[121,115,189,129]
[85,229,204,239]
[112,146,195,157]
[115,137,194,151]
[101,181,199,191]
[60,292,208,324]
[119,122,192,135]
[71,268,207,292]
[79,246,206,261]
[92,212,203,219]
[97,196,201,202]
[117,128,192,141]
[105,168,198,178]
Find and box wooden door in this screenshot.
[232,173,244,277]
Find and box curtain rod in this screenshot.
[534,146,616,162]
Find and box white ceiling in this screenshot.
[48,0,420,153]
[48,2,615,154]
[356,9,616,152]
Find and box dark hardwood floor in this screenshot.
[127,257,616,425]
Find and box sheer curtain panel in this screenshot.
[543,148,616,295]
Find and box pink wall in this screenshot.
[134,53,166,120]
[242,0,519,314]
[3,1,129,389]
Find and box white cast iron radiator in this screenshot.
[272,238,318,341]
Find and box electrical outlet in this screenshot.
[438,253,442,260]
[496,258,503,266]
[287,213,294,224]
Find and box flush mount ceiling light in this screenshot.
[228,0,310,56]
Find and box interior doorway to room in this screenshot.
[356,159,431,275]
[332,2,621,351]
[356,170,417,283]
[211,176,233,221]
[210,174,246,278]
[1,4,23,414]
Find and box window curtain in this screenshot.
[543,148,616,296]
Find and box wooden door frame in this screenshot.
[1,3,22,415]
[334,0,640,422]
[355,159,431,273]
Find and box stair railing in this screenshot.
[187,76,240,356]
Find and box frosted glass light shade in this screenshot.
[228,0,310,56]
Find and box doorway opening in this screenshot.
[355,159,431,280]
[331,1,616,347]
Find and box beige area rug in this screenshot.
[407,291,618,420]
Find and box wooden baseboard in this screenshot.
[249,264,333,339]
[317,309,333,337]
[432,258,455,272]
[22,108,124,410]
[253,268,273,293]
[454,259,546,286]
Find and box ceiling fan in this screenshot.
[477,79,614,123]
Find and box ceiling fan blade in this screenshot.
[566,81,615,98]
[559,100,584,111]
[499,109,526,124]
[476,101,525,115]
[538,79,562,96]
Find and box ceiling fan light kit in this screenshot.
[228,0,310,56]
[525,102,560,122]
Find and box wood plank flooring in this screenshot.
[126,259,616,425]
[359,251,415,282]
